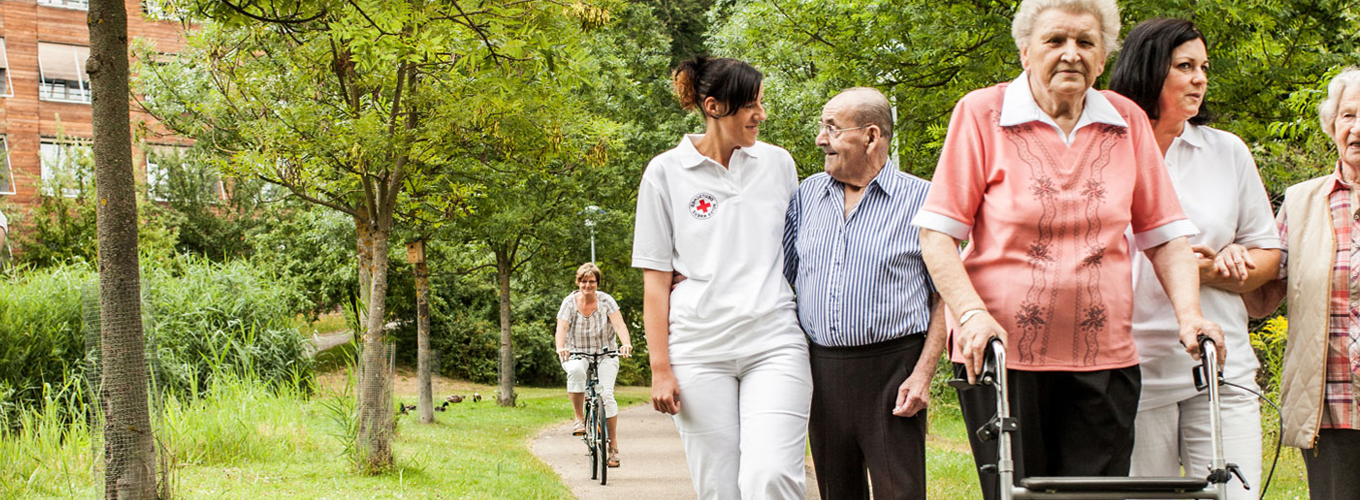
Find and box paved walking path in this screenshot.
[531,404,821,499]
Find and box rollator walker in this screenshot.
[958,335,1248,500]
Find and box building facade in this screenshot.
[0,0,190,211]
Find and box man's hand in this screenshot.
[619,344,633,358]
[892,370,932,417]
[670,272,687,292]
[958,310,1006,384]
[651,368,681,415]
[1193,243,1256,287]
[1178,315,1225,364]
[556,348,570,363]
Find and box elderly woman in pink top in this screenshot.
[912,1,1223,499]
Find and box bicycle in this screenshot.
[571,349,617,485]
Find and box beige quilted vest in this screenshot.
[1280,175,1335,449]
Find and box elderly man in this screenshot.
[783,87,946,500]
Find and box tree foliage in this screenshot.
[711,0,1360,195]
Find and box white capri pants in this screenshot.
[1130,386,1263,499]
[671,341,813,500]
[563,355,620,418]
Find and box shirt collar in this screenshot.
[824,159,900,198]
[868,159,900,197]
[678,134,759,169]
[1328,161,1354,193]
[999,71,1128,129]
[1176,122,1207,149]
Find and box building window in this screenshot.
[40,138,93,198]
[0,39,12,98]
[37,43,91,103]
[0,136,13,195]
[36,0,89,10]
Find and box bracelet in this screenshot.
[958,308,986,326]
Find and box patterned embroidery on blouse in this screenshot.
[1000,118,1120,367]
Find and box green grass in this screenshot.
[921,399,1311,500]
[293,312,349,337]
[0,370,1313,499]
[2,373,648,500]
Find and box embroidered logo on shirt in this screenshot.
[689,193,718,220]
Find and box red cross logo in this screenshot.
[689,193,717,220]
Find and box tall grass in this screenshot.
[0,256,313,425]
[0,265,94,428]
[0,377,96,499]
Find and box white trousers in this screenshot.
[562,355,620,418]
[1130,387,1263,499]
[670,341,813,500]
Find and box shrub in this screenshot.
[0,256,312,425]
[0,265,94,427]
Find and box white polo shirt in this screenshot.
[1130,123,1281,409]
[632,134,803,364]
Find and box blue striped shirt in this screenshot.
[783,161,935,347]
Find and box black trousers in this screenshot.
[808,335,927,500]
[1301,428,1360,500]
[955,364,1141,500]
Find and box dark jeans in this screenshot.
[808,334,927,500]
[1301,428,1360,500]
[955,364,1141,500]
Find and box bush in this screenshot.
[0,256,312,426]
[0,265,92,428]
[141,256,313,397]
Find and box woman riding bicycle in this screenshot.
[555,262,633,468]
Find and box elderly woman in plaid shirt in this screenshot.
[1248,67,1360,500]
[555,262,633,467]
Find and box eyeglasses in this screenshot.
[816,121,868,138]
[579,279,598,285]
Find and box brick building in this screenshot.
[0,0,190,212]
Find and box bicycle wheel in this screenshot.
[585,401,598,480]
[598,401,609,485]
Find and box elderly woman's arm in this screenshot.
[554,318,571,362]
[1143,236,1225,362]
[607,311,632,357]
[919,229,1007,383]
[643,269,680,414]
[1243,279,1286,318]
[1192,244,1281,294]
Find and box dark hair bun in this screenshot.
[669,56,763,118]
[672,56,708,110]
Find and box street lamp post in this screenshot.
[582,205,604,263]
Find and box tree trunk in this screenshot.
[355,216,372,327]
[88,0,156,497]
[415,258,433,423]
[357,220,393,471]
[495,249,516,407]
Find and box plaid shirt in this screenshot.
[1278,165,1360,429]
[557,291,619,355]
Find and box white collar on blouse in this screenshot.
[1000,72,1126,144]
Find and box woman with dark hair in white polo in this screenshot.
[632,56,812,499]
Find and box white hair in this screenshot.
[1319,67,1360,139]
[1012,0,1121,55]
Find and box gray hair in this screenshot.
[1012,0,1121,55]
[837,87,894,142]
[1319,67,1360,139]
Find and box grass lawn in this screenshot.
[4,370,1312,499]
[163,384,651,500]
[923,399,1311,500]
